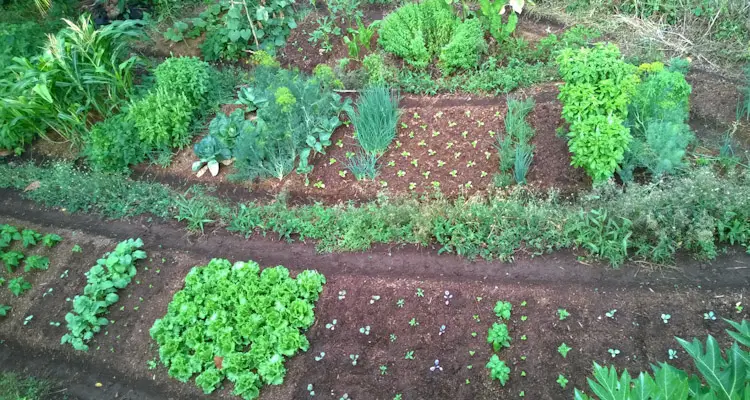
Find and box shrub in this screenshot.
[378,0,456,69]
[154,56,211,106]
[129,87,194,150]
[556,44,639,183]
[439,18,487,76]
[83,114,147,172]
[150,259,325,399]
[347,85,400,155]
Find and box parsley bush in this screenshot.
[61,238,146,351]
[150,259,326,399]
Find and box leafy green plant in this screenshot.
[129,87,194,150]
[558,308,570,320]
[556,374,568,388]
[165,0,298,62]
[83,114,147,172]
[487,322,511,351]
[576,319,750,399]
[232,67,351,180]
[1,251,24,273]
[21,229,41,248]
[1,17,142,152]
[486,354,510,385]
[61,238,146,351]
[378,0,456,68]
[23,255,49,272]
[0,225,21,244]
[494,301,512,320]
[41,233,62,248]
[154,56,211,107]
[150,259,325,399]
[0,304,10,316]
[558,343,572,358]
[478,0,521,43]
[620,62,694,181]
[347,85,400,155]
[8,276,31,296]
[438,18,487,76]
[556,43,638,183]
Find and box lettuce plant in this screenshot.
[150,259,326,399]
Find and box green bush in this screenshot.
[378,0,456,69]
[83,114,147,172]
[154,56,211,106]
[439,18,487,76]
[347,85,400,155]
[150,259,325,399]
[129,87,194,150]
[556,44,639,183]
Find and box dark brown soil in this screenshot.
[1,190,749,400]
[277,5,390,74]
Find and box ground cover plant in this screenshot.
[61,238,146,351]
[149,259,326,399]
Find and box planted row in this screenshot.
[61,238,146,351]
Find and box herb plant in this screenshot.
[42,233,62,248]
[150,259,325,399]
[347,85,401,155]
[487,322,511,351]
[486,354,510,385]
[558,343,572,358]
[493,300,512,320]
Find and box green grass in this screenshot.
[0,372,55,400]
[347,85,401,155]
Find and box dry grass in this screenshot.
[527,0,749,77]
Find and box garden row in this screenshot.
[0,218,747,399]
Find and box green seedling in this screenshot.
[390,333,397,342]
[558,343,572,358]
[661,313,671,324]
[315,352,326,361]
[405,350,414,360]
[397,299,404,308]
[703,311,716,321]
[668,349,678,360]
[379,365,388,375]
[608,348,621,358]
[350,354,359,366]
[557,374,568,388]
[558,308,570,320]
[416,288,424,297]
[359,325,371,335]
[409,318,419,327]
[369,295,381,304]
[606,309,617,318]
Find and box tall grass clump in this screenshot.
[348,85,401,155]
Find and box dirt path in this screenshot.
[0,193,748,399]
